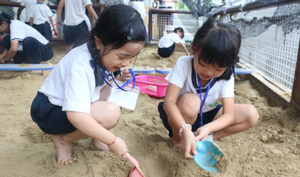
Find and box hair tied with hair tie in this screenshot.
[127,27,133,41]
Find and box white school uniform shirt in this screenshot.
[158,32,184,48]
[39,44,106,114]
[20,0,36,23]
[10,20,49,45]
[30,3,53,25]
[64,0,92,26]
[166,56,235,113]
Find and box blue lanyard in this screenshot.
[197,76,211,126]
[104,69,136,91]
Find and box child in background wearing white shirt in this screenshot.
[30,0,58,41]
[158,27,190,58]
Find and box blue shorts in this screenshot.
[30,92,76,135]
[158,102,222,137]
[63,21,89,48]
[158,43,175,58]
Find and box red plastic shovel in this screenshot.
[124,153,145,177]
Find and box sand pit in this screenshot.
[0,43,300,177]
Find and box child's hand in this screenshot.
[195,126,210,141]
[120,68,132,82]
[108,137,128,156]
[182,129,197,158]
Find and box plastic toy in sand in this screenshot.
[124,153,145,177]
[193,139,224,173]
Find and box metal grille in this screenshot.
[221,3,300,91]
[148,9,199,43]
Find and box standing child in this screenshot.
[30,0,58,41]
[17,0,36,24]
[30,4,147,165]
[158,18,259,158]
[56,0,99,52]
[158,27,190,58]
[0,12,53,64]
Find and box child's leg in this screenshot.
[172,93,200,147]
[89,101,120,150]
[52,101,120,164]
[53,130,86,165]
[213,104,259,140]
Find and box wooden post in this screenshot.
[291,39,300,111]
[148,9,153,43]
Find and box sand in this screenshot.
[0,43,300,177]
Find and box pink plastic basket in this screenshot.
[135,75,169,98]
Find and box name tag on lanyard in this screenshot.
[107,81,140,111]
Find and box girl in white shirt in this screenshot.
[30,0,58,41]
[30,5,147,165]
[158,18,259,158]
[158,27,190,58]
[0,12,53,64]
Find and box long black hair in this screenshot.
[87,4,147,86]
[192,18,241,80]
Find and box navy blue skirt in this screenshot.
[33,22,52,41]
[158,43,175,58]
[63,20,89,48]
[14,37,53,64]
[30,92,76,135]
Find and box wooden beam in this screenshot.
[0,1,20,7]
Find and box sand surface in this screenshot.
[0,43,300,177]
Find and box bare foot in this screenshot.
[89,139,110,151]
[53,135,73,165]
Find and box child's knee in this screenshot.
[179,94,200,118]
[246,104,259,127]
[108,104,121,126]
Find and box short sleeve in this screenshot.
[10,22,25,41]
[46,6,53,17]
[172,33,183,44]
[166,56,189,88]
[62,59,94,114]
[220,74,235,98]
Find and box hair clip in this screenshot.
[127,27,133,41]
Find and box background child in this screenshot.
[17,0,36,25]
[56,0,99,52]
[0,12,53,64]
[158,27,190,58]
[29,0,58,41]
[30,4,147,165]
[158,18,259,158]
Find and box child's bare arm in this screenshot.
[29,17,33,26]
[164,83,197,158]
[66,111,128,156]
[56,0,64,31]
[6,40,18,62]
[86,4,99,20]
[180,42,190,56]
[49,16,58,35]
